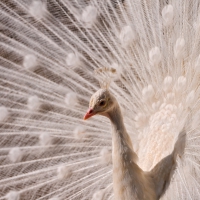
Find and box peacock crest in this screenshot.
[94,66,121,89]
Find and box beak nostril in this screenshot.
[84,109,95,120]
[88,109,93,114]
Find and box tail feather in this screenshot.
[173,130,186,160]
[149,130,186,199]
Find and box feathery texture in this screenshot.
[1,0,200,199]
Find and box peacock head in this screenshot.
[84,89,115,120]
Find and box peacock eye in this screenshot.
[99,100,106,107]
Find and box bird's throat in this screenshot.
[108,105,142,199]
[107,105,134,154]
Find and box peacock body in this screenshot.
[0,0,200,199]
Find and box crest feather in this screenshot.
[94,67,118,89]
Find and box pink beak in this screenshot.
[83,108,95,120]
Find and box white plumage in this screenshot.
[84,89,186,200]
[0,0,200,199]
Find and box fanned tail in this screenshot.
[149,129,186,199]
[173,130,186,160]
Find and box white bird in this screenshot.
[0,0,200,199]
[84,88,186,200]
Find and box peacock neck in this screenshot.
[108,105,125,131]
[107,104,156,200]
[107,104,134,153]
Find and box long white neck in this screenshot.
[107,105,135,155]
[107,103,157,200]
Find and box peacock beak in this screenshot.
[83,108,95,120]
